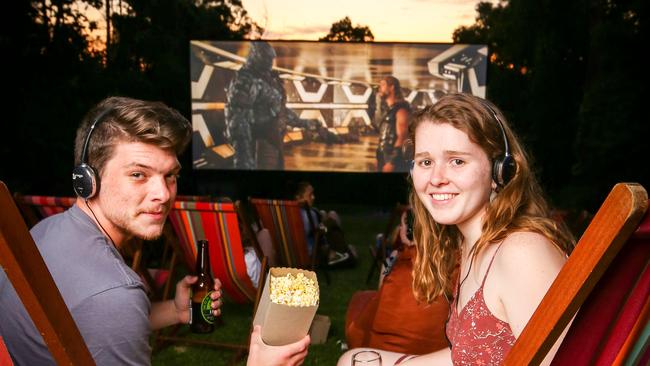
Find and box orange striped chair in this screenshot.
[167,200,259,304]
[13,194,76,228]
[250,198,311,269]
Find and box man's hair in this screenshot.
[384,76,404,100]
[74,96,192,177]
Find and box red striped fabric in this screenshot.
[168,200,256,304]
[552,205,650,365]
[250,198,310,269]
[0,336,13,365]
[20,195,75,221]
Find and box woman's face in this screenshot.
[411,122,493,232]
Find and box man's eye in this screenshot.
[131,172,144,179]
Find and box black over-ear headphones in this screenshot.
[72,109,112,199]
[484,103,516,188]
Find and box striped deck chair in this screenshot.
[159,199,265,355]
[250,198,311,269]
[167,200,258,304]
[504,183,649,365]
[13,194,76,228]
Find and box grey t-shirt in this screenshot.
[0,205,151,365]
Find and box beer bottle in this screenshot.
[190,239,215,333]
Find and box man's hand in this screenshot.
[247,325,310,366]
[174,276,223,324]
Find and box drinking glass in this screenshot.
[352,350,382,365]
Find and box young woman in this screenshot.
[338,93,574,365]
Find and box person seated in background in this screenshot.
[0,96,310,366]
[338,93,575,365]
[294,181,357,267]
[345,208,451,355]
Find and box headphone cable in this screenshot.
[85,199,117,248]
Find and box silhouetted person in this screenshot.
[225,41,320,169]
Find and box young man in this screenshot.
[376,76,411,172]
[0,97,309,365]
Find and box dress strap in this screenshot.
[480,242,505,288]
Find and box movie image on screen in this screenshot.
[190,40,487,172]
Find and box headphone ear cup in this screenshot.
[492,158,504,186]
[72,163,98,199]
[493,156,516,187]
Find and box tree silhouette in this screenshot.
[453,0,647,211]
[319,16,374,42]
[3,0,259,196]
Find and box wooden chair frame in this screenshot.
[504,182,648,365]
[0,181,95,364]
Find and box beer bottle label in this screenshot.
[200,291,215,324]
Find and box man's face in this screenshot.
[378,79,392,99]
[297,185,315,207]
[96,142,180,241]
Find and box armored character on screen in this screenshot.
[225,41,320,169]
[376,76,411,172]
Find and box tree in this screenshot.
[319,16,374,42]
[452,0,648,212]
[4,0,260,196]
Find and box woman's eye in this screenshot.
[451,159,465,166]
[417,159,432,167]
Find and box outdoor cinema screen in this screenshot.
[190,40,488,172]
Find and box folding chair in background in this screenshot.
[158,199,267,353]
[504,182,649,365]
[366,203,409,284]
[0,182,95,365]
[249,198,327,279]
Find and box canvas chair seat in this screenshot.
[167,199,259,304]
[156,198,266,359]
[250,198,312,269]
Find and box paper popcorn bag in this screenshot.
[253,267,319,346]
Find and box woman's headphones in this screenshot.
[71,109,112,199]
[484,103,516,188]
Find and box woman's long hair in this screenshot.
[409,93,575,302]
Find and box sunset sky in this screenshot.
[241,0,491,42]
[82,0,491,45]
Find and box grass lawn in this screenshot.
[152,204,390,365]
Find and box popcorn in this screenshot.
[269,272,319,306]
